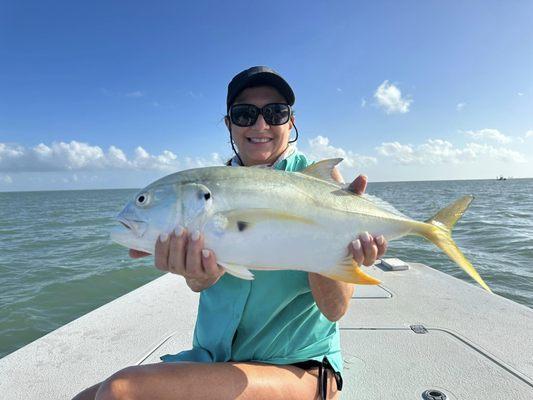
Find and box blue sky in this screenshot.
[1,0,532,191]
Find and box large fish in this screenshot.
[110,158,492,292]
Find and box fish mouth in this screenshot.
[118,219,132,230]
[116,216,148,237]
[117,216,133,230]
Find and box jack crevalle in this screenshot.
[110,158,492,292]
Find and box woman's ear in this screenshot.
[289,114,295,129]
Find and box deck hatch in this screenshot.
[339,328,533,398]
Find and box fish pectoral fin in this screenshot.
[218,262,255,280]
[299,158,343,185]
[320,259,381,285]
[221,209,315,232]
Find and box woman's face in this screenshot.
[226,86,294,166]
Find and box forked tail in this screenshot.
[415,195,492,292]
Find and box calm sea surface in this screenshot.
[1,179,532,358]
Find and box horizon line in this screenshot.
[1,176,531,194]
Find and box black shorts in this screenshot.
[288,357,343,400]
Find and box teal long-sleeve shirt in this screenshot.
[161,151,343,374]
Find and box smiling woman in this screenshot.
[73,66,387,400]
[226,86,294,166]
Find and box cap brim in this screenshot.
[228,72,295,109]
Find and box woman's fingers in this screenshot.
[375,235,388,259]
[360,232,378,266]
[168,226,187,275]
[201,249,224,278]
[348,174,368,195]
[185,230,207,278]
[153,227,222,281]
[154,232,171,272]
[350,239,365,266]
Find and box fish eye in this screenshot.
[135,192,150,207]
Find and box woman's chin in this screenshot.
[245,152,279,165]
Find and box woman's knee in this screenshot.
[95,366,143,400]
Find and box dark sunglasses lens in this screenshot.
[231,105,258,127]
[263,104,290,125]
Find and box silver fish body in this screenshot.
[111,159,491,291]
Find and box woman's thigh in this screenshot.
[91,361,340,400]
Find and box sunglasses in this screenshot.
[229,103,292,127]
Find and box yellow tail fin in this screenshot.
[416,195,492,293]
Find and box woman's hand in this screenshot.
[129,228,224,292]
[348,174,388,266]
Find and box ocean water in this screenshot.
[0,179,532,358]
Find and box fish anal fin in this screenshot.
[218,262,255,280]
[321,259,381,285]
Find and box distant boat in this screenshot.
[497,175,507,181]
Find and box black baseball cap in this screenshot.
[226,66,295,112]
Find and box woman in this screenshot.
[74,66,387,400]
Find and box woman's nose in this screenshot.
[251,113,270,130]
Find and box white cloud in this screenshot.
[526,130,533,138]
[0,174,12,183]
[376,141,416,164]
[0,141,223,173]
[374,80,412,114]
[306,136,377,169]
[376,139,527,165]
[456,102,466,111]
[125,91,144,98]
[183,153,225,169]
[464,128,511,144]
[336,88,343,92]
[361,98,367,107]
[518,92,524,96]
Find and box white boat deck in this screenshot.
[1,260,532,399]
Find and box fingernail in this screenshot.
[191,230,200,241]
[202,249,210,258]
[174,226,185,237]
[159,233,169,243]
[352,240,361,251]
[361,232,371,243]
[376,235,385,245]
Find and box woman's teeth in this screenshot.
[248,137,272,143]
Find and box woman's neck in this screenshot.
[234,145,294,167]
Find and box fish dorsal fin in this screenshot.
[300,158,343,185]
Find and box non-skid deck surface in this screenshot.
[1,262,532,399]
